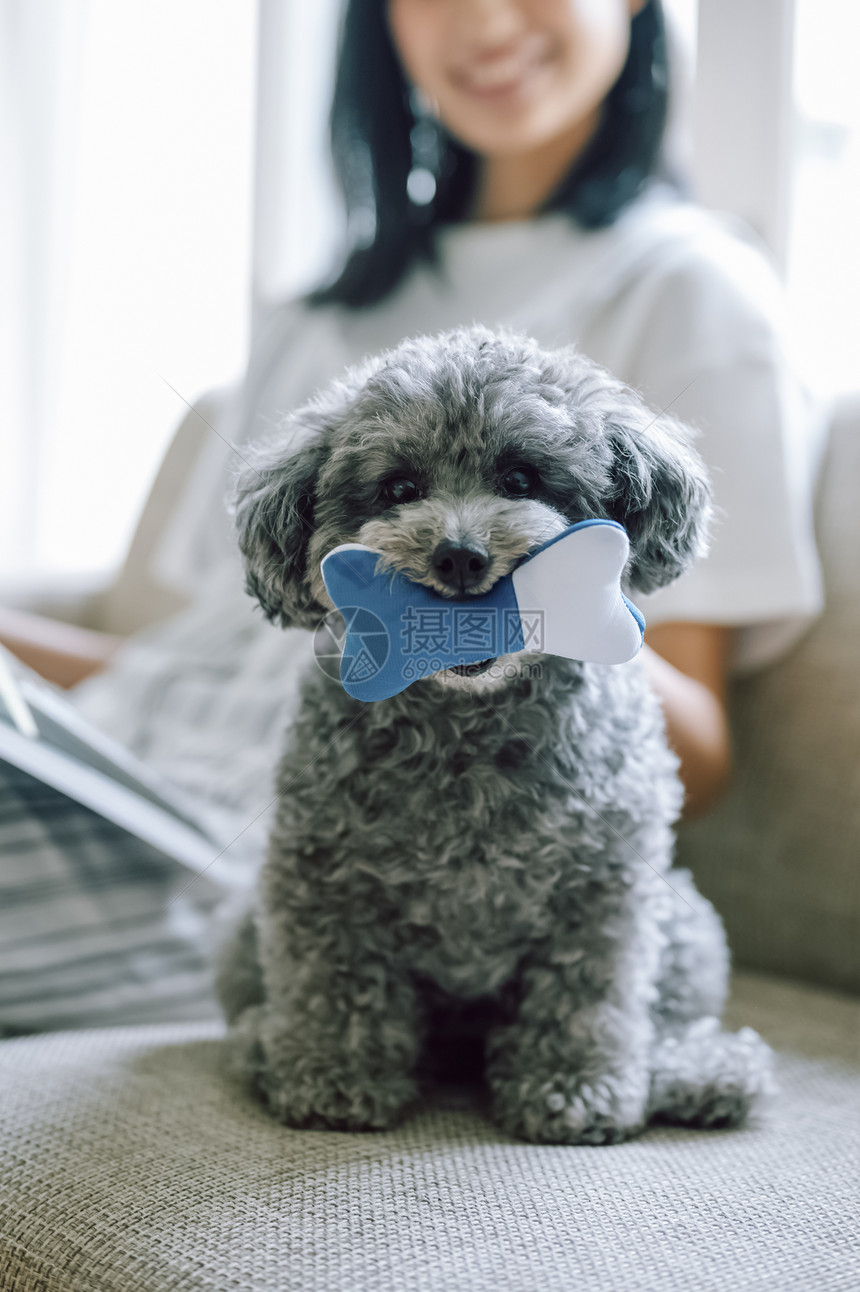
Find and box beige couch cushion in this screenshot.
[679,399,860,994]
[1,973,858,1292]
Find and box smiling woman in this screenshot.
[388,0,646,223]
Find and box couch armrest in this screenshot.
[86,388,233,636]
[2,389,233,636]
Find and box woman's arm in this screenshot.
[0,606,125,690]
[642,622,733,820]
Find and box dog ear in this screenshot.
[604,410,713,594]
[228,421,331,629]
[228,351,388,629]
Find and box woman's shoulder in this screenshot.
[600,184,789,366]
[428,184,789,361]
[634,184,782,290]
[612,182,776,272]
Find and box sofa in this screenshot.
[1,398,858,1292]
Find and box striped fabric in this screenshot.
[0,763,224,1033]
[0,563,318,1035]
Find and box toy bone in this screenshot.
[319,519,645,702]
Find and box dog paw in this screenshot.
[232,1005,419,1131]
[258,1059,417,1132]
[489,1069,650,1145]
[649,1019,777,1129]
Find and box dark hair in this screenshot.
[309,0,674,310]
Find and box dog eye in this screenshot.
[499,466,537,498]
[380,476,422,506]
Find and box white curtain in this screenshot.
[0,0,86,596]
[251,0,343,318]
[1,0,257,603]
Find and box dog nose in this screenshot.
[432,540,489,590]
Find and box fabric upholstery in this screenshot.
[678,399,860,994]
[1,973,858,1292]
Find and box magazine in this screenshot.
[0,643,237,892]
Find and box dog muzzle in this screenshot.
[319,520,645,702]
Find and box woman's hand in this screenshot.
[642,622,733,820]
[0,605,124,690]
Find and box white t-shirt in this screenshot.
[70,181,827,848]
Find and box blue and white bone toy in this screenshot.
[320,519,645,702]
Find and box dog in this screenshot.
[214,325,773,1145]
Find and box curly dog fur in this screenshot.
[215,325,774,1144]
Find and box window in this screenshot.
[788,0,860,393]
[1,0,256,596]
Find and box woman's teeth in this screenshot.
[457,43,547,93]
[465,58,533,89]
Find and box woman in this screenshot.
[0,0,824,1029]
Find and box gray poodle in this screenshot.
[215,325,773,1145]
